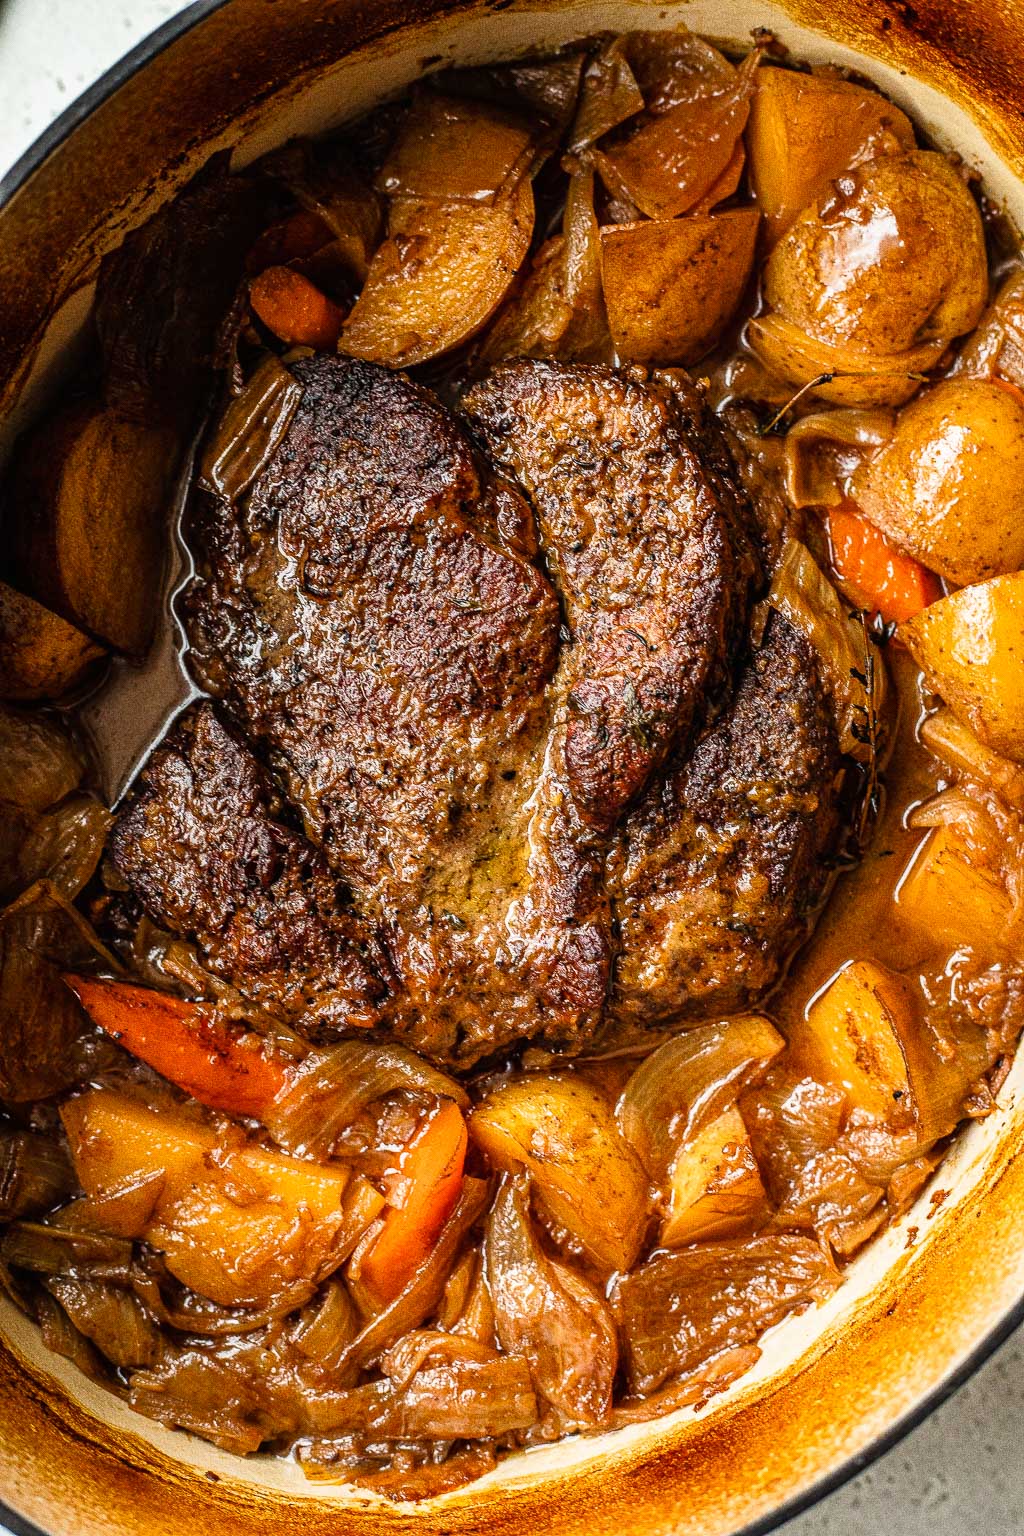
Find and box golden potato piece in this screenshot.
[902,575,1024,761]
[61,1089,383,1309]
[764,151,987,358]
[340,176,534,367]
[661,1106,768,1247]
[601,208,759,365]
[851,380,1024,585]
[0,581,104,701]
[747,67,914,241]
[790,958,967,1143]
[747,312,944,408]
[8,401,177,655]
[898,824,1015,958]
[470,1072,649,1272]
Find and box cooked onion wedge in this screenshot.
[593,49,758,220]
[616,1016,784,1183]
[8,401,177,655]
[482,166,606,363]
[748,313,944,408]
[602,207,759,365]
[340,176,534,367]
[0,582,104,702]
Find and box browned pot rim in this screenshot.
[2,5,1024,1533]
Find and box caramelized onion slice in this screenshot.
[264,1037,467,1157]
[47,1276,161,1370]
[748,313,944,408]
[568,36,645,151]
[341,176,534,367]
[764,539,889,762]
[617,1016,784,1184]
[485,1175,617,1426]
[0,881,119,1102]
[481,165,607,363]
[17,795,112,902]
[0,1132,75,1222]
[199,354,304,504]
[471,1072,649,1272]
[783,408,895,510]
[613,1234,839,1393]
[593,49,758,220]
[623,28,735,116]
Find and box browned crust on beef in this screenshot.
[182,356,612,1064]
[110,703,389,1036]
[608,613,840,1029]
[461,359,759,833]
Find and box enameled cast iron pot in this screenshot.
[2,2,1024,1532]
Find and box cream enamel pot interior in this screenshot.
[2,2,1024,1534]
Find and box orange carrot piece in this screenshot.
[64,975,290,1118]
[249,265,345,350]
[358,1099,467,1306]
[827,500,942,625]
[246,210,332,275]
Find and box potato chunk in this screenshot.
[852,380,1024,585]
[902,575,1024,761]
[340,176,534,367]
[470,1073,649,1271]
[898,825,1015,958]
[764,152,987,358]
[61,1090,383,1308]
[0,582,105,701]
[601,208,759,365]
[790,959,972,1143]
[8,401,177,655]
[747,67,914,240]
[661,1106,768,1246]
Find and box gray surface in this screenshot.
[0,2,1023,1532]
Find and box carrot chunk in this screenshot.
[64,975,289,1118]
[249,265,345,350]
[358,1099,467,1306]
[827,499,941,625]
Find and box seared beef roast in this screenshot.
[112,356,841,1064]
[110,703,389,1035]
[461,360,758,832]
[608,612,840,1029]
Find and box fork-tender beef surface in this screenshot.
[183,356,610,1065]
[110,703,389,1036]
[117,355,834,1066]
[607,613,840,1030]
[461,360,759,832]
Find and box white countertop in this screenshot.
[1,2,1022,1532]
